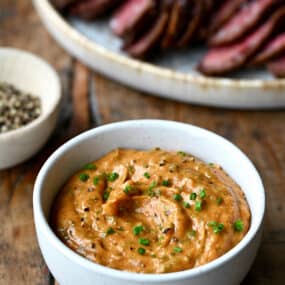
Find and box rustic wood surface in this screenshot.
[0,1,284,284]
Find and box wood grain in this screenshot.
[0,0,284,284]
[0,0,72,285]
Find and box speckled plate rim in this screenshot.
[33,0,285,108]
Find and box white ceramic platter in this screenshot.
[33,0,285,109]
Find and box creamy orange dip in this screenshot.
[51,148,250,273]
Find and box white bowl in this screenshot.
[0,48,61,169]
[33,120,265,285]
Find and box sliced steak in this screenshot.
[252,32,285,65]
[161,0,190,48]
[267,54,285,77]
[69,0,121,20]
[110,0,157,37]
[177,0,203,47]
[51,0,77,10]
[210,0,280,46]
[124,2,170,57]
[197,0,216,41]
[210,0,249,33]
[198,8,285,75]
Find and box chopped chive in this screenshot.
[79,173,89,182]
[177,151,186,157]
[124,184,134,194]
[214,223,224,234]
[138,247,146,255]
[106,227,115,235]
[208,221,218,227]
[216,197,223,205]
[187,230,197,238]
[144,172,150,179]
[103,191,110,201]
[133,225,144,236]
[190,192,197,200]
[173,193,182,202]
[173,247,182,253]
[199,188,207,199]
[84,163,97,170]
[139,238,150,246]
[183,202,190,208]
[162,179,170,186]
[93,176,100,186]
[208,221,224,233]
[107,172,119,182]
[233,219,244,232]
[149,181,157,190]
[148,181,157,197]
[208,163,215,167]
[195,200,202,211]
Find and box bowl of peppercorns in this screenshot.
[0,48,61,169]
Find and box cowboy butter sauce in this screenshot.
[51,148,250,273]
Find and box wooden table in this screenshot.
[0,1,284,284]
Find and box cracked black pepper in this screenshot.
[0,82,41,134]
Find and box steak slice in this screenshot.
[177,0,202,47]
[210,0,249,34]
[51,0,77,10]
[161,0,189,48]
[110,0,156,37]
[69,0,121,20]
[267,54,285,77]
[210,0,279,46]
[198,8,285,76]
[124,2,170,57]
[252,32,285,65]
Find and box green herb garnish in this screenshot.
[107,172,119,182]
[106,227,115,235]
[144,172,150,179]
[124,184,134,194]
[187,230,197,238]
[216,197,223,205]
[84,163,97,170]
[177,151,186,157]
[103,191,110,201]
[199,188,207,199]
[133,225,144,236]
[183,202,190,208]
[138,247,146,255]
[173,247,182,253]
[173,193,182,202]
[79,173,89,182]
[195,200,202,211]
[214,223,224,234]
[208,221,224,234]
[139,238,150,246]
[93,176,100,186]
[148,181,157,197]
[233,219,244,232]
[190,192,197,200]
[162,179,170,186]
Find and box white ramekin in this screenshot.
[0,48,61,169]
[33,120,265,285]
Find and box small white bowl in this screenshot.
[0,48,61,169]
[33,120,265,285]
